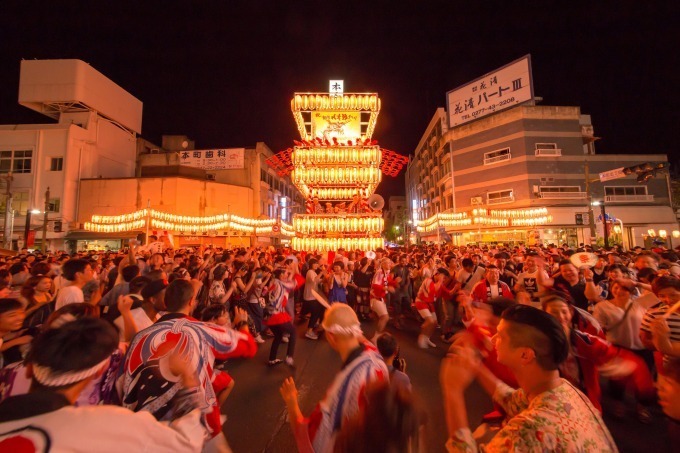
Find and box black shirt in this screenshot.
[553,275,589,311]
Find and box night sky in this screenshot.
[0,1,676,198]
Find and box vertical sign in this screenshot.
[329,80,344,96]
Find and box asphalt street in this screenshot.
[221,316,671,453]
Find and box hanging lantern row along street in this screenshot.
[91,209,148,225]
[416,208,554,232]
[84,219,146,233]
[511,216,553,227]
[485,208,549,218]
[292,237,384,253]
[293,216,383,234]
[417,218,472,233]
[292,147,381,166]
[86,209,294,236]
[415,212,470,230]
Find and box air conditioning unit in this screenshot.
[206,174,216,181]
[533,185,540,195]
[150,148,160,154]
[471,196,483,205]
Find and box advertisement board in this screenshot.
[311,111,361,142]
[179,148,245,170]
[447,55,534,127]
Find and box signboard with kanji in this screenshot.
[598,167,626,182]
[311,111,361,142]
[179,148,245,170]
[446,55,534,127]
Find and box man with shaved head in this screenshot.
[279,304,389,452]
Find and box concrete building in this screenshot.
[407,105,677,248]
[0,59,141,251]
[0,59,302,252]
[77,137,304,250]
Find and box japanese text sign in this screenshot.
[179,148,245,170]
[312,111,361,142]
[447,55,534,127]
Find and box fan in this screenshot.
[367,194,385,211]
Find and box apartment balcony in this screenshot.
[605,195,654,203]
[539,192,587,199]
[486,195,515,205]
[534,148,562,157]
[483,153,511,165]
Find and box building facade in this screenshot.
[76,138,303,250]
[407,105,677,248]
[0,59,301,252]
[0,59,141,251]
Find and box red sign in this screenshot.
[27,230,36,247]
[272,225,280,233]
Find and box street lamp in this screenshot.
[671,230,680,249]
[24,208,41,246]
[591,200,609,249]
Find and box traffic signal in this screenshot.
[621,162,667,183]
[575,213,584,225]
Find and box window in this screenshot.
[0,191,30,215]
[50,157,64,171]
[48,198,61,213]
[487,189,514,205]
[605,186,647,196]
[0,150,33,174]
[604,186,652,202]
[483,147,511,165]
[535,143,557,150]
[538,186,585,199]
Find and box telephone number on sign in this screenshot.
[470,97,516,118]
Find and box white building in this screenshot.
[0,59,141,251]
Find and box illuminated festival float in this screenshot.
[265,83,408,251]
[83,82,408,251]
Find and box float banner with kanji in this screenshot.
[179,148,245,170]
[446,54,534,127]
[312,111,361,142]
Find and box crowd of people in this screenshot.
[0,234,679,451]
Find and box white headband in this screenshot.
[323,323,363,338]
[32,357,110,387]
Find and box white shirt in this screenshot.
[456,266,485,291]
[114,308,157,341]
[0,404,204,452]
[592,299,647,350]
[55,286,84,310]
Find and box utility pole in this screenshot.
[41,187,50,253]
[3,173,13,250]
[584,160,597,245]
